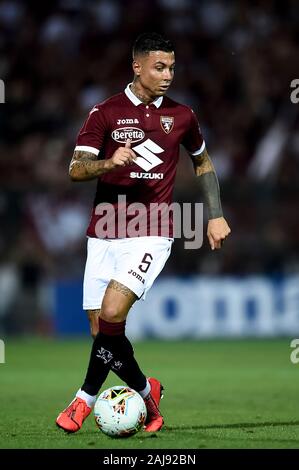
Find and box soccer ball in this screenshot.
[94,386,147,437]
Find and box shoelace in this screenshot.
[66,400,86,421]
[66,404,75,418]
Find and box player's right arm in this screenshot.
[69,139,136,181]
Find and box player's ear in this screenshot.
[132,59,141,77]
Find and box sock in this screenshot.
[110,335,147,392]
[76,388,97,408]
[81,332,112,396]
[137,379,151,398]
[82,318,147,395]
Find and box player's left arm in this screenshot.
[193,147,231,250]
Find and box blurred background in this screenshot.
[0,0,298,338]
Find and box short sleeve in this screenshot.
[182,109,205,156]
[75,106,107,156]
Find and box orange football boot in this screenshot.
[56,397,91,433]
[144,377,164,432]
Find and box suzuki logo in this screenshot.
[132,139,164,171]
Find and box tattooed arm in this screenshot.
[193,148,223,219]
[69,150,110,181]
[193,147,231,250]
[69,139,136,182]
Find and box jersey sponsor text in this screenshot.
[112,127,145,143]
[117,118,139,124]
[130,172,164,179]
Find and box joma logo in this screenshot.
[117,118,139,124]
[128,269,145,284]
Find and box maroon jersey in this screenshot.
[75,84,205,238]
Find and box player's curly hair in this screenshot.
[133,32,174,58]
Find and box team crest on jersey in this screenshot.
[160,116,174,134]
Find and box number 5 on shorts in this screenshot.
[138,253,153,273]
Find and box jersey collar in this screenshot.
[125,83,163,108]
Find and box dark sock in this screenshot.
[81,332,111,396]
[110,335,147,392]
[82,319,146,396]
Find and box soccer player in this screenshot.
[56,32,231,433]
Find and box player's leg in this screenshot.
[80,281,138,397]
[56,238,114,433]
[56,282,137,433]
[87,309,101,339]
[82,279,164,432]
[85,288,142,382]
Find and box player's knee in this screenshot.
[100,306,124,323]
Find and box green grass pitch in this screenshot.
[0,338,299,449]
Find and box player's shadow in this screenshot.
[166,420,299,431]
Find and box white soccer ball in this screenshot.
[94,386,147,437]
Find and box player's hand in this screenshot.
[106,139,137,170]
[207,217,231,250]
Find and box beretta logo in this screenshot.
[112,127,145,143]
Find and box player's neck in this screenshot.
[130,80,157,105]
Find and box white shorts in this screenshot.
[83,236,173,310]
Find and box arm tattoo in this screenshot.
[107,280,137,299]
[192,148,214,176]
[193,149,223,219]
[69,150,109,181]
